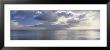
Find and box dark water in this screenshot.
[11,30,100,40]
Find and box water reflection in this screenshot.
[11,30,100,40]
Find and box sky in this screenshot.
[10,10,100,29]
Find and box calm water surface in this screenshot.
[11,30,100,40]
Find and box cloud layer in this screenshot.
[10,10,100,30]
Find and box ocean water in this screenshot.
[11,30,100,40]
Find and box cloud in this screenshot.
[11,10,100,29]
[10,20,24,29]
[34,10,58,22]
[55,10,74,17]
[52,10,100,28]
[52,10,87,25]
[76,11,100,28]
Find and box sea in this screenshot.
[11,30,100,40]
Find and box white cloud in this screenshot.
[35,11,42,14]
[53,16,74,25]
[77,11,100,28]
[11,10,100,30]
[53,10,100,28]
[11,20,24,29]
